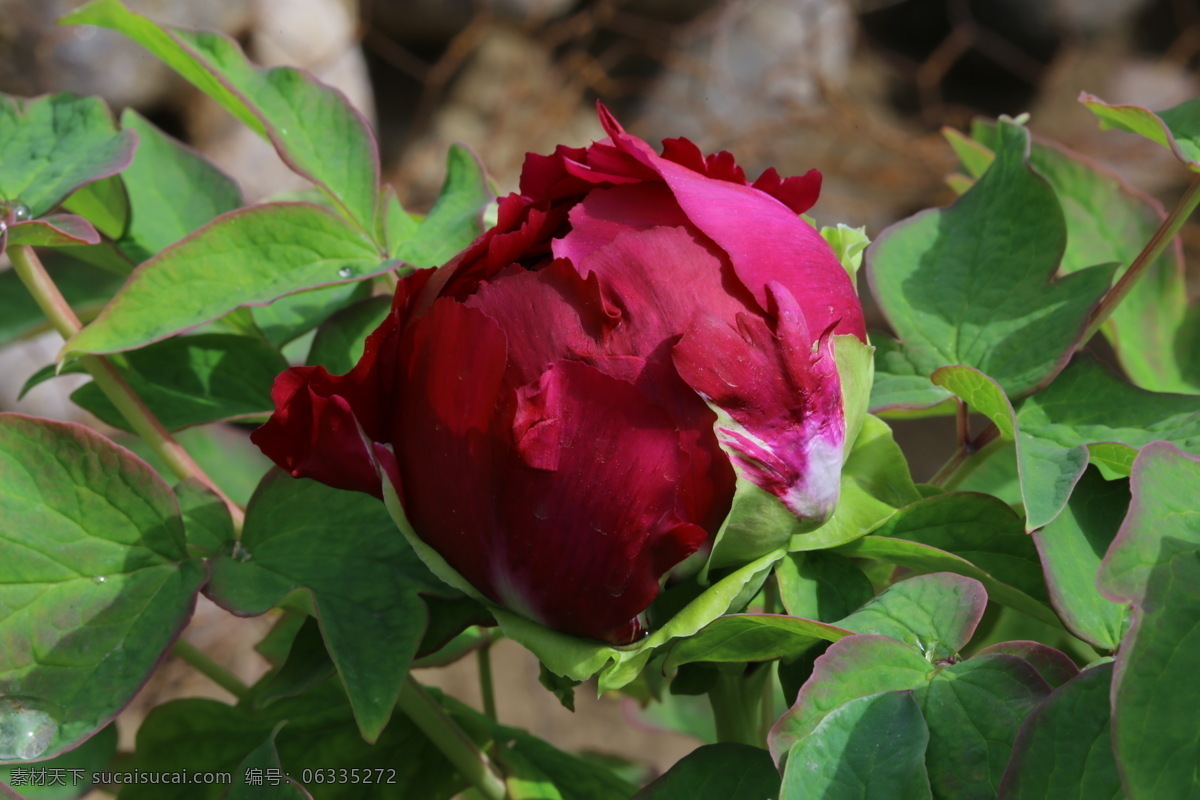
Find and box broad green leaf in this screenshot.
[776,551,874,622]
[5,215,99,248]
[227,727,313,800]
[389,145,492,268]
[61,174,128,240]
[791,415,921,551]
[306,295,391,373]
[768,635,933,767]
[869,335,953,415]
[954,440,1022,507]
[62,1,381,233]
[636,743,780,800]
[117,109,242,261]
[782,691,933,800]
[250,616,336,710]
[866,117,1114,405]
[174,478,236,557]
[974,641,1079,689]
[444,696,638,800]
[997,661,1125,800]
[65,203,395,356]
[931,366,1015,438]
[206,471,450,741]
[867,491,1046,602]
[665,614,852,669]
[1032,467,1130,650]
[1098,444,1200,800]
[252,280,373,347]
[0,722,116,799]
[67,333,288,431]
[916,654,1051,799]
[0,255,122,346]
[0,93,135,217]
[936,359,1200,529]
[125,683,462,800]
[1080,92,1200,170]
[836,573,987,661]
[0,414,204,761]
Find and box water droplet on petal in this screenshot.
[337,267,353,279]
[0,696,59,760]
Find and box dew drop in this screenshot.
[92,575,106,584]
[0,220,7,235]
[337,267,353,279]
[0,696,59,761]
[11,203,31,222]
[230,541,252,562]
[533,503,549,521]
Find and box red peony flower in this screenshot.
[252,105,867,645]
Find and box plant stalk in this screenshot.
[708,666,770,748]
[398,676,508,800]
[8,244,244,533]
[171,640,249,699]
[1081,170,1200,346]
[477,635,497,721]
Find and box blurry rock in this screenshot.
[638,0,856,143]
[367,0,576,46]
[0,0,252,107]
[393,24,598,204]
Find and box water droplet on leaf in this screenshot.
[92,575,106,584]
[337,267,353,279]
[11,203,31,222]
[0,696,58,760]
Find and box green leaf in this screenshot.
[0,722,117,799]
[768,635,933,766]
[869,335,954,415]
[665,614,852,669]
[126,683,462,800]
[206,471,450,741]
[65,203,395,356]
[791,415,921,552]
[5,215,99,248]
[836,573,987,661]
[0,414,204,761]
[1098,443,1200,799]
[1032,467,1130,651]
[0,255,122,346]
[998,661,1125,800]
[1080,92,1200,170]
[116,109,242,261]
[250,616,336,710]
[252,281,373,348]
[935,359,1200,529]
[930,366,1015,438]
[776,551,875,622]
[0,93,135,217]
[62,0,381,233]
[67,333,289,431]
[943,126,994,179]
[389,145,492,267]
[866,117,1114,405]
[635,743,780,800]
[916,654,1051,799]
[61,174,128,240]
[974,641,1079,689]
[781,691,933,800]
[175,477,236,557]
[306,295,391,373]
[227,726,313,800]
[820,223,871,280]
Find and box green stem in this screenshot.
[477,635,497,721]
[928,423,1002,489]
[171,640,249,699]
[8,245,244,534]
[398,676,508,800]
[1081,170,1200,345]
[708,667,770,748]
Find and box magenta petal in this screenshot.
[673,282,846,522]
[495,361,708,643]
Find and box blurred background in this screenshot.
[2,0,1199,787]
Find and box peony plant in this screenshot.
[0,1,1198,799]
